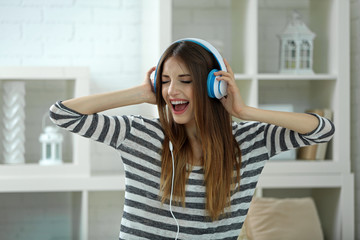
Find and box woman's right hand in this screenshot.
[142,66,157,104]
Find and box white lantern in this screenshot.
[39,126,63,165]
[279,11,316,74]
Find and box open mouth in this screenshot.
[170,100,189,114]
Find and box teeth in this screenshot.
[170,100,188,105]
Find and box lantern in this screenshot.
[39,125,63,165]
[279,11,316,74]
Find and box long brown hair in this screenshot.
[156,40,241,221]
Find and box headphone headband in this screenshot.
[179,38,226,72]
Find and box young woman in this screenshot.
[49,39,334,240]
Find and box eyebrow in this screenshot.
[162,74,191,77]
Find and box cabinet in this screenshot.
[0,67,126,240]
[170,0,353,239]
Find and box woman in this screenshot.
[50,39,334,239]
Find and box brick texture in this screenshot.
[0,0,141,239]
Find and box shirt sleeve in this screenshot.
[263,113,334,158]
[49,101,131,149]
[233,113,335,159]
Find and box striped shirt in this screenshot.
[49,101,335,240]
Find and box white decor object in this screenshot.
[2,81,26,164]
[279,11,316,74]
[39,112,63,165]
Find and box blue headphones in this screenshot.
[153,38,228,99]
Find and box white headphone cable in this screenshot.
[169,141,180,240]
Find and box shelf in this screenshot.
[0,67,90,178]
[0,169,345,193]
[234,73,338,80]
[0,0,351,239]
[258,79,336,113]
[257,173,342,188]
[0,174,125,193]
[262,160,345,175]
[257,0,337,75]
[0,163,89,178]
[257,74,337,80]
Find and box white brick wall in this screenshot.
[0,0,143,173]
[0,0,142,239]
[351,0,360,239]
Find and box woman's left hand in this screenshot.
[215,59,247,119]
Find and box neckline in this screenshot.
[187,163,203,171]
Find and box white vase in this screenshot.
[2,81,26,164]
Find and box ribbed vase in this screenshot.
[2,81,26,164]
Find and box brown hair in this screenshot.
[156,40,241,220]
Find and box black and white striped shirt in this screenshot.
[49,101,335,240]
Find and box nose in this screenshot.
[168,81,179,96]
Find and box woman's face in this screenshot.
[161,57,195,127]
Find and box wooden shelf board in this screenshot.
[262,160,344,175]
[0,174,125,193]
[257,174,343,188]
[257,74,337,80]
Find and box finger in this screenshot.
[215,74,235,85]
[213,70,232,78]
[147,66,156,78]
[215,75,231,82]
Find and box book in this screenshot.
[315,109,333,160]
[297,109,333,161]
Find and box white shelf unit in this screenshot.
[0,67,96,240]
[0,0,354,239]
[0,67,129,240]
[169,0,353,239]
[0,67,90,177]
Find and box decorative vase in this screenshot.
[2,81,26,164]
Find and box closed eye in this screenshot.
[161,75,170,84]
[179,74,192,84]
[180,80,192,84]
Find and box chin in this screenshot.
[172,117,189,125]
[172,114,195,126]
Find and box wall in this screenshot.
[350,0,360,238]
[0,0,142,239]
[0,0,145,173]
[172,0,233,60]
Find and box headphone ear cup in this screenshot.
[207,69,227,99]
[207,69,218,98]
